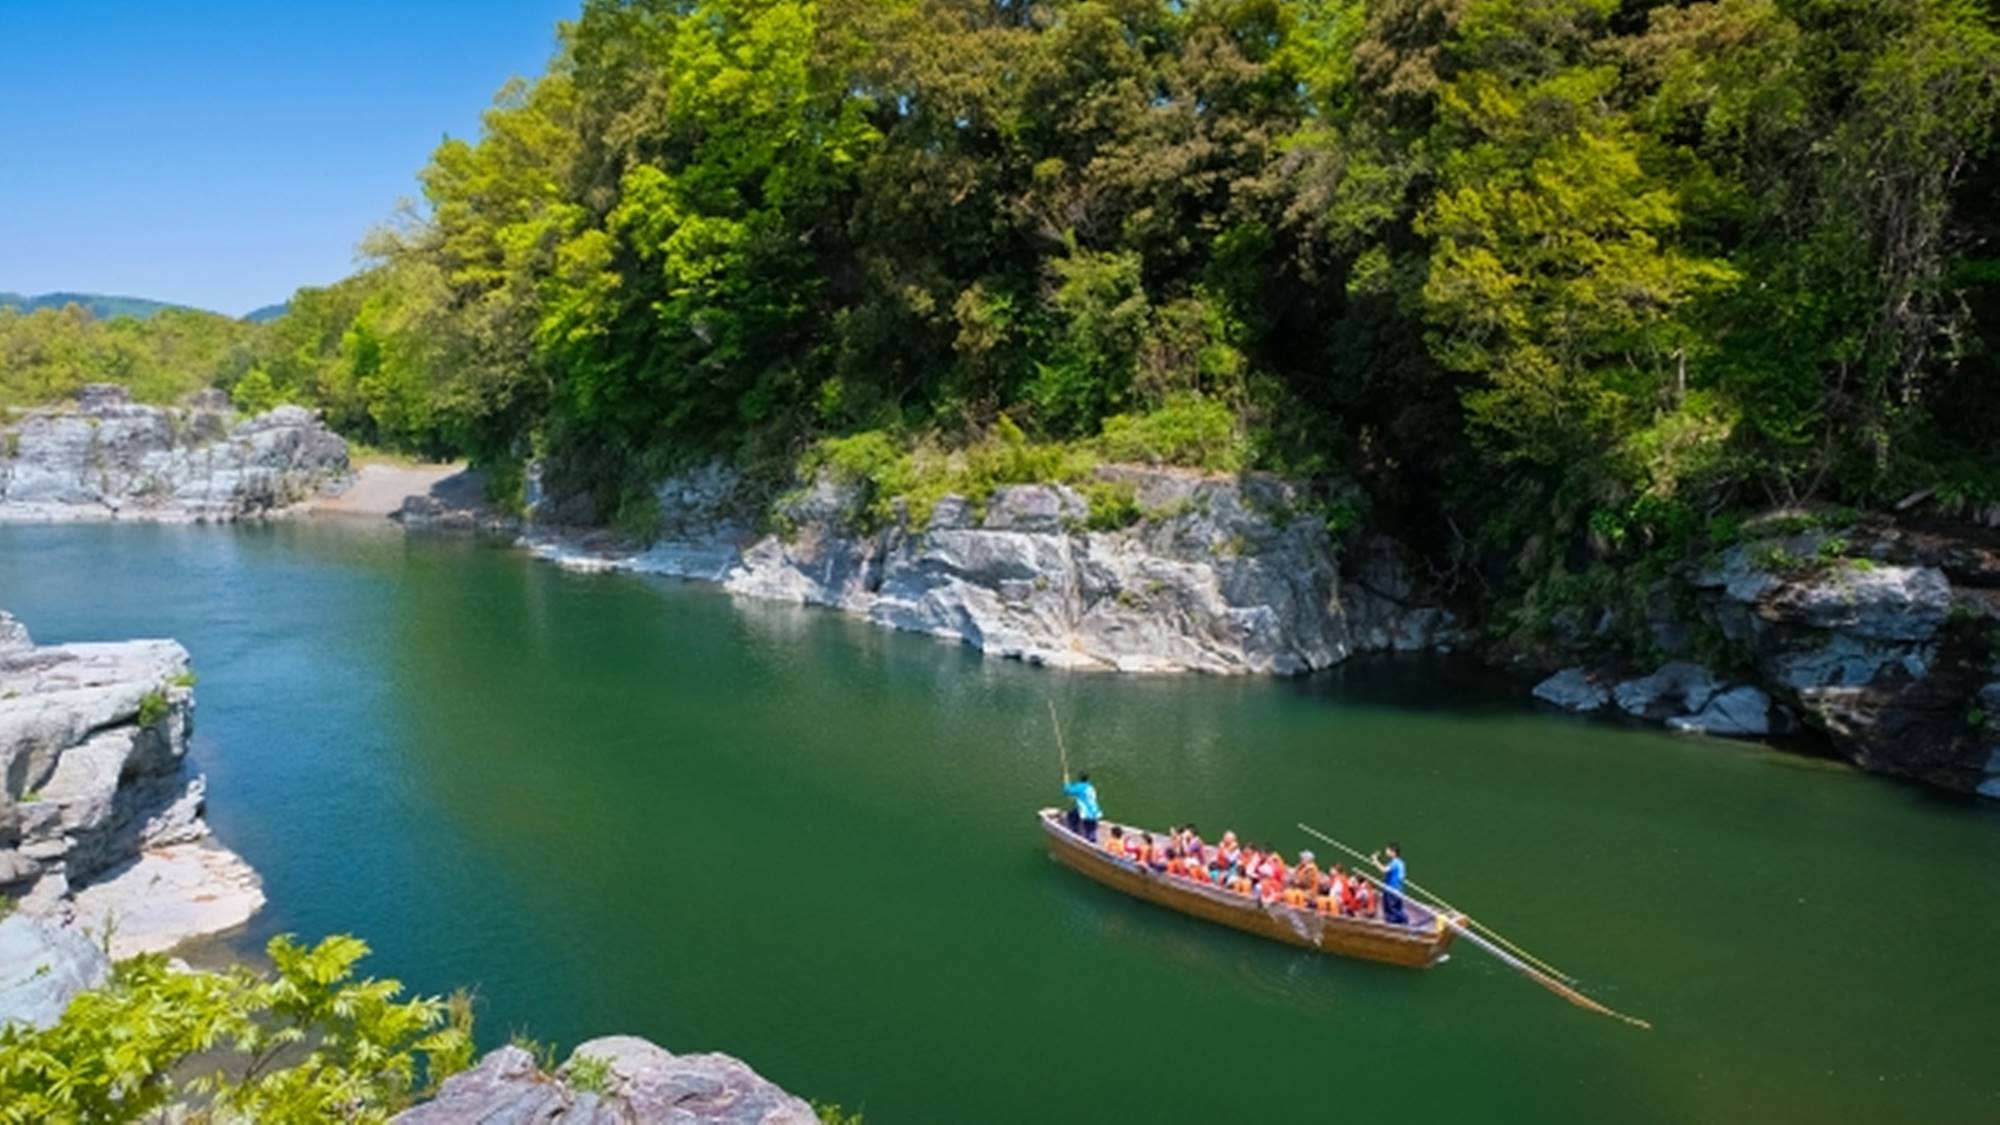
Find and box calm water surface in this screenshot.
[3,521,1996,1123]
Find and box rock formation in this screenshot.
[524,463,1462,676]
[0,913,110,1030]
[398,1037,820,1124]
[0,383,350,521]
[0,611,263,957]
[1531,514,2000,797]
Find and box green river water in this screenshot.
[3,520,1996,1122]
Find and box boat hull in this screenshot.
[1040,809,1455,969]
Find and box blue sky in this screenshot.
[0,0,577,316]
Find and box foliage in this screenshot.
[0,934,472,1124]
[26,0,2000,611]
[564,1052,614,1095]
[136,689,169,728]
[0,304,256,408]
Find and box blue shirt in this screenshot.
[1062,780,1101,821]
[1383,856,1406,891]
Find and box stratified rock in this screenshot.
[1,613,263,951]
[525,464,1461,677]
[1686,526,1992,792]
[0,914,109,1031]
[1532,668,1610,713]
[396,1039,819,1124]
[1667,685,1775,737]
[1613,662,1720,721]
[0,387,349,522]
[69,842,265,958]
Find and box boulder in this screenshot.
[1667,686,1776,737]
[1532,668,1610,713]
[0,914,109,1031]
[397,1039,819,1124]
[1613,662,1720,721]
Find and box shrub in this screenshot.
[1078,479,1141,530]
[136,689,169,728]
[566,1053,614,1095]
[0,934,472,1123]
[1096,393,1246,472]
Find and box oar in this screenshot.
[1296,822,1571,981]
[1297,822,1652,1031]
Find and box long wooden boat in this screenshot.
[1039,808,1458,968]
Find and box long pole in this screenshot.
[1296,823,1569,982]
[1048,699,1071,782]
[1297,822,1651,1030]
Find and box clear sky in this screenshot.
[0,0,577,317]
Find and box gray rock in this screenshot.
[1613,662,1720,720]
[1532,668,1610,713]
[0,396,349,522]
[0,615,262,952]
[0,612,28,652]
[1666,685,1775,737]
[0,914,110,1031]
[531,466,1459,676]
[397,1039,818,1124]
[1760,564,1951,642]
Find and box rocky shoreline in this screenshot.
[515,462,1462,676]
[0,383,350,522]
[0,609,264,1028]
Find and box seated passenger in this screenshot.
[1165,848,1188,878]
[1142,834,1167,871]
[1228,869,1254,895]
[1293,850,1321,891]
[1214,831,1238,869]
[1184,825,1206,866]
[1315,888,1339,915]
[1349,880,1376,918]
[1104,825,1128,858]
[1281,883,1309,910]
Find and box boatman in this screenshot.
[1062,771,1102,842]
[1370,842,1409,926]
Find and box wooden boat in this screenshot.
[1038,808,1458,968]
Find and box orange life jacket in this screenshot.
[1105,837,1127,858]
[1228,873,1253,895]
[1167,856,1187,877]
[1351,883,1375,914]
[1315,894,1338,916]
[1281,886,1309,909]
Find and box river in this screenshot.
[3,520,1995,1122]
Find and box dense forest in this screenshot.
[12,0,2000,597]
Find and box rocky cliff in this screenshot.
[0,383,350,521]
[0,611,263,963]
[398,1037,820,1124]
[1531,514,2000,798]
[523,463,1462,676]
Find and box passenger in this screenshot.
[1104,825,1128,858]
[1143,833,1167,872]
[1185,860,1212,885]
[1294,850,1322,891]
[1351,880,1377,919]
[1281,883,1309,910]
[1257,875,1283,905]
[1165,848,1188,878]
[1216,831,1240,870]
[1184,825,1206,867]
[1239,846,1263,877]
[1264,850,1289,887]
[1315,887,1339,916]
[1227,869,1254,896]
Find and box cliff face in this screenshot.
[0,384,349,521]
[1532,516,2000,798]
[523,464,1462,676]
[0,611,263,958]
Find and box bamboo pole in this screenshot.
[1048,699,1071,783]
[1297,822,1652,1030]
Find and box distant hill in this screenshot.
[0,291,200,321]
[242,302,290,324]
